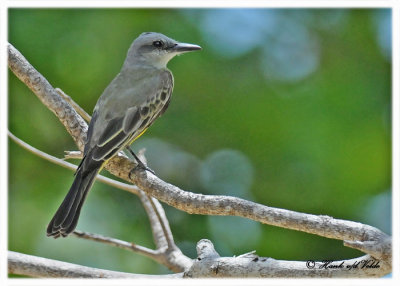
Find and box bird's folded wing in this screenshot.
[85,70,173,162]
[91,106,143,161]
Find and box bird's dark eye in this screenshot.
[153,41,164,48]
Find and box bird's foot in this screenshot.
[135,161,155,175]
[126,147,155,179]
[129,161,155,180]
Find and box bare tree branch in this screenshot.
[8,251,182,278]
[144,193,175,248]
[71,231,160,259]
[8,42,392,277]
[8,43,88,151]
[137,192,193,272]
[185,240,391,278]
[71,229,191,272]
[344,236,392,261]
[136,151,174,250]
[139,192,169,249]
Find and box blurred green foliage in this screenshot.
[8,8,391,275]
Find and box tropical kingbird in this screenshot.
[47,32,201,238]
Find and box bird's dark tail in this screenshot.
[47,159,102,238]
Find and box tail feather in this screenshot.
[47,161,102,238]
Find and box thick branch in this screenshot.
[185,240,391,278]
[8,43,88,150]
[131,171,390,247]
[8,251,182,278]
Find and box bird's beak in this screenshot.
[171,43,202,53]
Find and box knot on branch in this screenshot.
[184,239,220,278]
[184,239,273,278]
[196,239,220,261]
[184,239,221,278]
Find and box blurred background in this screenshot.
[8,9,391,275]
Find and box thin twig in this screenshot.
[136,150,174,249]
[8,130,139,196]
[146,194,175,248]
[63,150,82,160]
[138,192,169,249]
[70,230,192,272]
[55,88,92,122]
[72,230,160,259]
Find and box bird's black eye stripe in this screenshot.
[153,41,164,48]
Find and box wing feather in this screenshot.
[123,107,141,133]
[87,69,174,162]
[97,117,123,147]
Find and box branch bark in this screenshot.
[8,251,182,278]
[8,42,392,278]
[184,240,391,278]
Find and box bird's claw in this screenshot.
[128,162,155,180]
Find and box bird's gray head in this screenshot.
[124,32,201,69]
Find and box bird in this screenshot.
[47,32,201,238]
